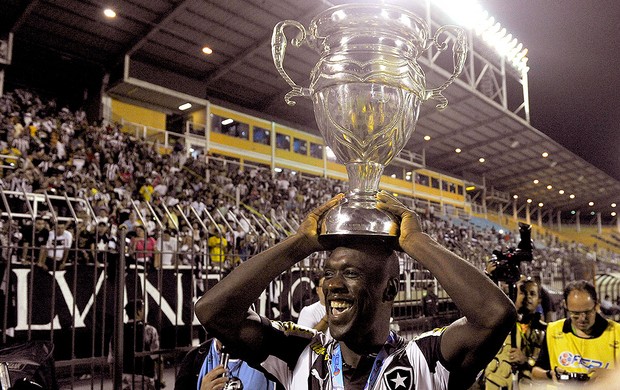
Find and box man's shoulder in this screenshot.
[300,301,324,313]
[410,328,445,357]
[144,323,159,336]
[528,313,547,330]
[548,318,567,329]
[606,318,620,332]
[270,320,321,341]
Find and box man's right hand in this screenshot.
[295,193,344,252]
[200,365,228,390]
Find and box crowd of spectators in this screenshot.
[0,88,617,283]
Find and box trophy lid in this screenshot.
[309,3,430,54]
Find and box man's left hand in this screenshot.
[375,191,423,252]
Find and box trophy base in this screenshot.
[318,199,399,248]
[318,233,399,249]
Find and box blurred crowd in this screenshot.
[0,88,617,279]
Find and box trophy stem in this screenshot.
[345,162,384,196]
[318,161,397,244]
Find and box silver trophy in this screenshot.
[272,4,467,243]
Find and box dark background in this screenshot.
[483,0,620,181]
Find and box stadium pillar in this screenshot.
[205,101,211,182]
[482,175,488,218]
[597,212,602,235]
[576,211,581,232]
[498,202,504,223]
[537,207,542,227]
[512,197,518,221]
[114,227,128,389]
[525,203,531,225]
[557,210,562,232]
[547,209,553,230]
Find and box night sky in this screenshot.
[481,0,620,181]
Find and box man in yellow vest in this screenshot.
[532,280,620,384]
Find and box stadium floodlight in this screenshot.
[433,0,529,73]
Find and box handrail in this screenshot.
[238,209,259,235]
[160,202,179,231]
[145,201,164,231]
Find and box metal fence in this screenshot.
[0,188,591,389]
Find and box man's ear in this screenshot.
[383,278,399,302]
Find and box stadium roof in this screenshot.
[1,0,619,221]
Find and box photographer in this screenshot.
[482,223,545,389]
[531,280,620,384]
[483,276,546,389]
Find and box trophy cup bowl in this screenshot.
[272,4,467,244]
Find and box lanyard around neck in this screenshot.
[330,331,396,390]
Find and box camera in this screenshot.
[556,371,590,382]
[489,222,534,283]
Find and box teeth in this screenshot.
[331,301,351,309]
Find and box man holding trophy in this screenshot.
[196,4,516,389]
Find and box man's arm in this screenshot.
[21,241,30,263]
[38,238,49,267]
[531,334,552,380]
[377,192,516,375]
[195,195,343,360]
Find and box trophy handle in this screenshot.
[424,26,467,110]
[272,20,313,106]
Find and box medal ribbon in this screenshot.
[330,331,397,390]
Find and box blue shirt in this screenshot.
[196,341,274,390]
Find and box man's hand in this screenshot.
[508,347,526,365]
[200,365,228,390]
[375,191,423,252]
[295,193,344,252]
[485,261,498,275]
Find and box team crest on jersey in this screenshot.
[382,366,413,390]
[558,351,577,366]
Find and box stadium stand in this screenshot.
[0,89,618,387]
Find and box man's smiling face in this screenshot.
[323,244,398,346]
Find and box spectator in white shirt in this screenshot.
[297,275,327,331]
[155,229,178,268]
[38,220,73,270]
